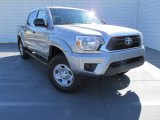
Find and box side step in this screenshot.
[25,50,48,66]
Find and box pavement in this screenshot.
[0,43,160,120]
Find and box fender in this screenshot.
[17,26,27,47]
[49,36,72,53]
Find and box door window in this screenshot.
[27,11,37,26]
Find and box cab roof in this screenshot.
[47,6,87,11]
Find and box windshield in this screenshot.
[49,8,102,25]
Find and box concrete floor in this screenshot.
[0,43,160,120]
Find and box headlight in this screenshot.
[76,36,104,51]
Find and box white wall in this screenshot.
[137,0,160,51]
[0,0,52,42]
[0,0,138,42]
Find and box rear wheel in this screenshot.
[48,55,81,93]
[18,40,29,59]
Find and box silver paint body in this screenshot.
[17,7,145,76]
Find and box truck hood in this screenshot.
[55,24,141,37]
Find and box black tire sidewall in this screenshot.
[48,55,81,92]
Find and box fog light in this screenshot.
[84,64,97,72]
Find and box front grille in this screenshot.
[107,35,141,51]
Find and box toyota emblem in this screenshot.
[125,37,133,46]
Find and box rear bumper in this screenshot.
[64,46,145,77]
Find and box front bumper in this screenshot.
[64,46,145,77]
[104,56,144,76]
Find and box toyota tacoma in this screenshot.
[17,7,145,92]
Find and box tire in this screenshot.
[48,54,81,93]
[18,40,29,59]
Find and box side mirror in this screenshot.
[101,19,106,24]
[34,18,47,27]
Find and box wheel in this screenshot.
[18,40,29,59]
[48,54,81,93]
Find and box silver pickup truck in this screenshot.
[17,7,145,92]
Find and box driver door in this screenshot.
[32,10,49,58]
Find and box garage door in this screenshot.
[0,0,138,42]
[137,0,160,51]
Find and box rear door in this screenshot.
[25,11,38,51]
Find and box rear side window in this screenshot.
[27,11,37,26]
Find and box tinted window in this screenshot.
[28,11,37,26]
[49,9,102,25]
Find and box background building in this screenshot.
[0,0,159,51]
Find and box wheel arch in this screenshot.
[17,35,21,42]
[48,37,73,62]
[17,34,26,47]
[48,45,67,62]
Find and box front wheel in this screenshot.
[48,55,81,93]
